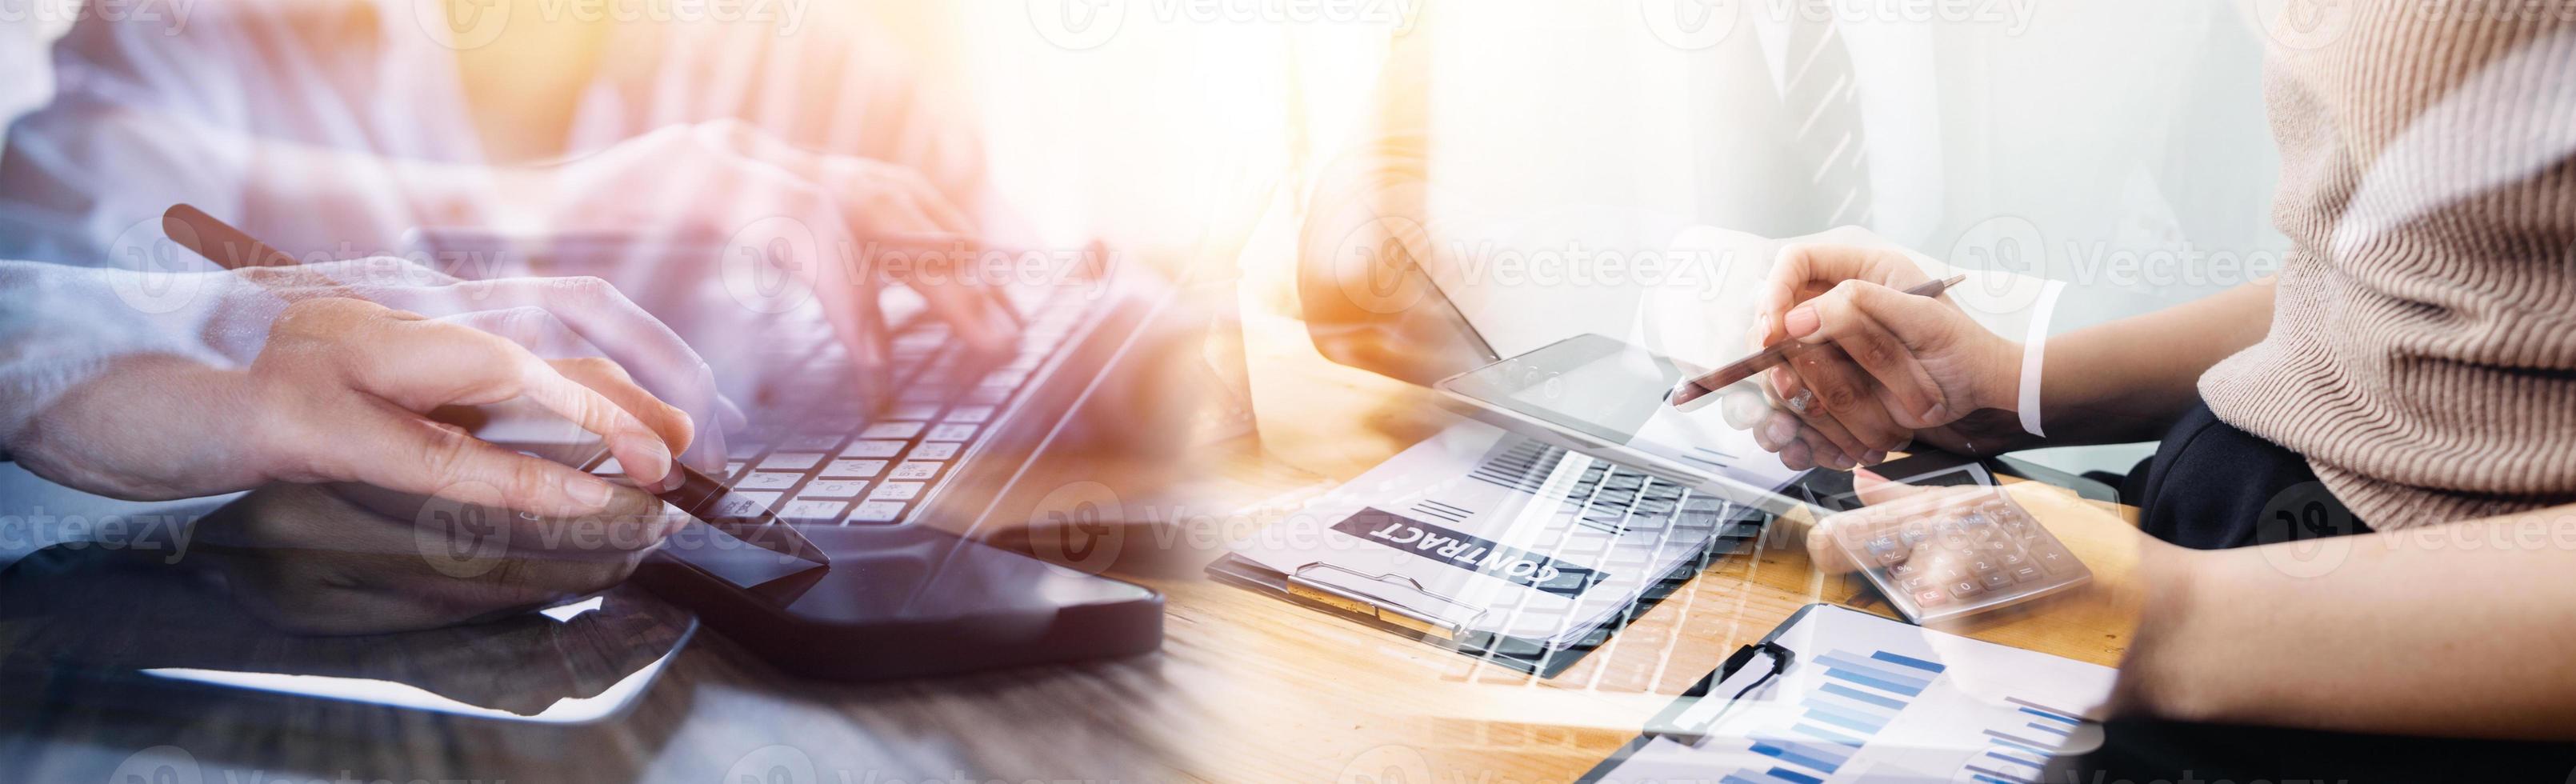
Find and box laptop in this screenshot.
[408,227,1229,679]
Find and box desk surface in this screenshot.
[0,308,2143,784]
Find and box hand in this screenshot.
[1746,238,2025,470]
[18,295,694,518]
[191,478,685,634]
[534,121,1022,402]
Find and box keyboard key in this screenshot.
[779,433,843,452]
[962,387,1010,405]
[758,453,825,471]
[907,442,960,461]
[797,479,868,500]
[889,403,942,421]
[890,461,941,481]
[849,501,907,524]
[710,491,783,518]
[726,440,770,460]
[822,459,887,478]
[736,472,802,492]
[945,406,994,422]
[842,440,907,458]
[861,422,924,440]
[779,500,849,526]
[723,460,747,478]
[870,482,923,500]
[925,423,978,442]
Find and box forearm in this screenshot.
[2114,505,2576,739]
[2027,280,2275,445]
[10,355,267,501]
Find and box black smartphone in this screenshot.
[632,523,1163,681]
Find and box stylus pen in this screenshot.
[162,203,829,566]
[1665,274,1969,408]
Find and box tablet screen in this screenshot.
[1437,334,1686,445]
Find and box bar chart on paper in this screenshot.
[1583,606,2116,784]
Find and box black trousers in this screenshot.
[2049,402,2576,782]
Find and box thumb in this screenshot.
[1785,279,1964,350]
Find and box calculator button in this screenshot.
[1980,572,2014,590]
[870,482,924,501]
[757,453,825,471]
[860,422,924,440]
[710,491,782,518]
[778,500,848,525]
[2037,550,2075,575]
[779,433,843,452]
[1914,589,1950,607]
[736,472,802,491]
[822,459,887,478]
[842,440,907,458]
[2011,565,2046,582]
[1949,581,1981,598]
[850,501,906,524]
[797,480,868,500]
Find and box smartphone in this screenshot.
[482,405,1164,682]
[1433,334,1816,515]
[632,524,1163,682]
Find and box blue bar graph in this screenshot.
[1721,648,1942,784]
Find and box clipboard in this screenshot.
[1204,505,1765,678]
[1574,602,1834,782]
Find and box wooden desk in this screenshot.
[0,308,2142,784]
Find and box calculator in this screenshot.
[1838,493,2091,623]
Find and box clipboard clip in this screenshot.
[1285,562,1490,641]
[1646,640,1796,744]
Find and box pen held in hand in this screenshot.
[1666,274,1969,410]
[160,203,829,567]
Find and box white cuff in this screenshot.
[2016,281,2064,438]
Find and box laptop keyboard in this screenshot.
[711,286,1090,527]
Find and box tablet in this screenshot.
[1434,334,1816,514]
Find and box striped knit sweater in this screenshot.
[2198,3,2576,527]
